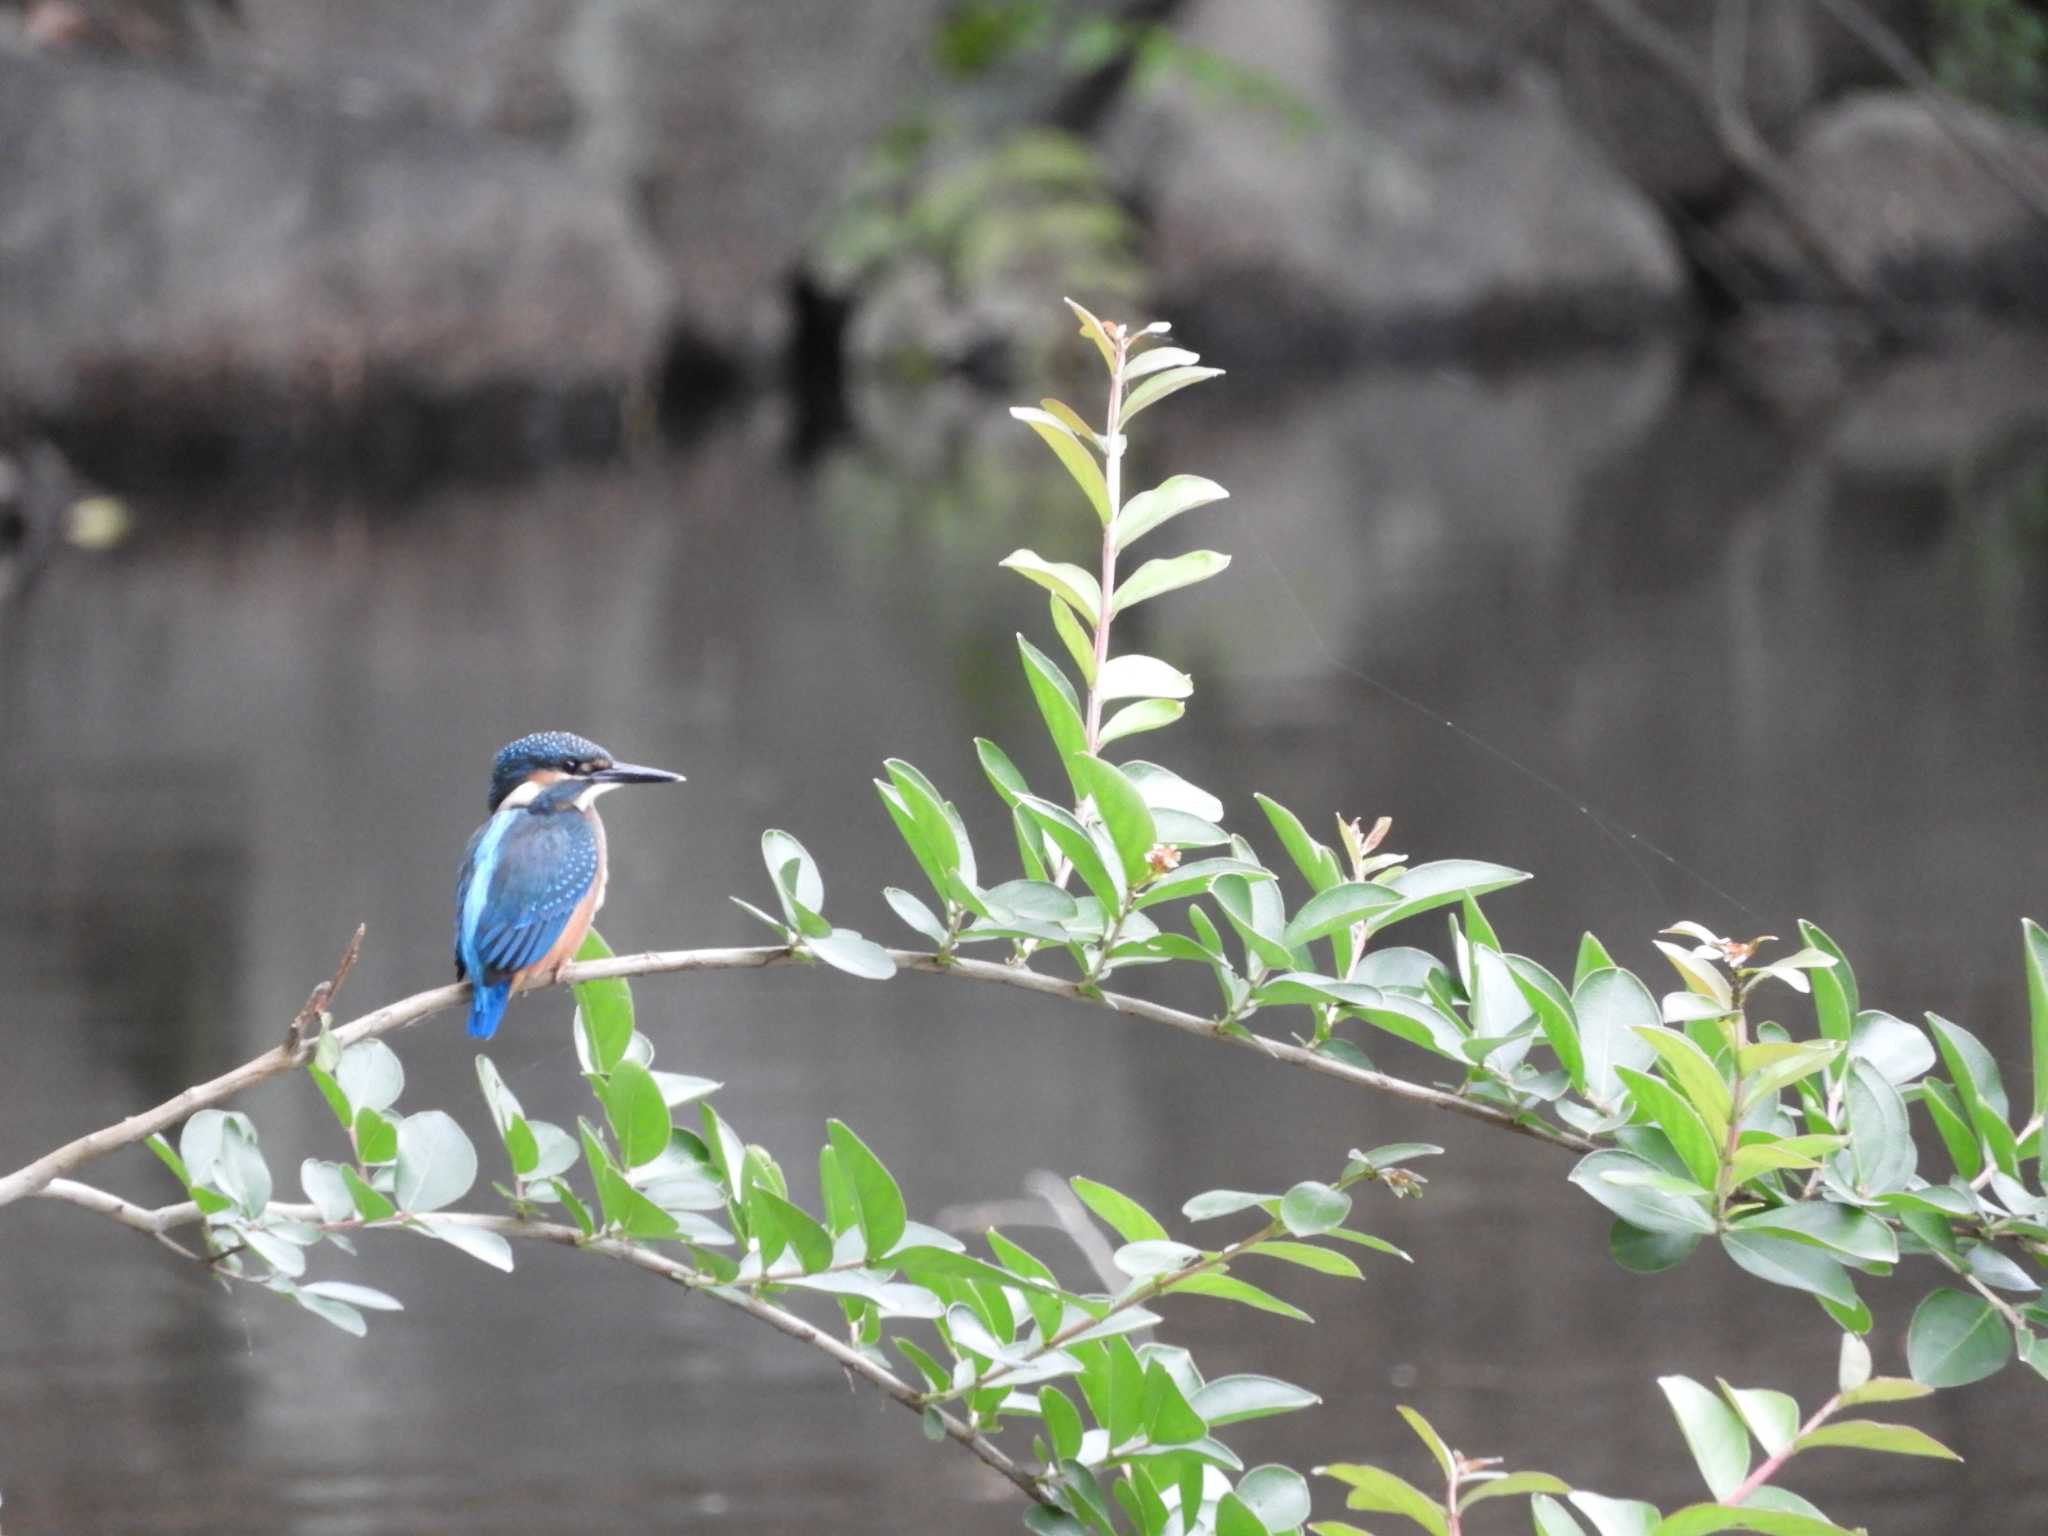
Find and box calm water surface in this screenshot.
[3,341,2047,1532]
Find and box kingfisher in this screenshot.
[454,731,683,1039]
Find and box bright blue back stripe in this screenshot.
[458,809,519,978]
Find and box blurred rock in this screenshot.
[1399,0,1928,206]
[554,0,949,360]
[1103,2,1687,363]
[0,48,670,437]
[1715,90,2048,312]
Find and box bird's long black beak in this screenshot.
[593,762,685,786]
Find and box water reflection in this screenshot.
[2,341,2046,1532]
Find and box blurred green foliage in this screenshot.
[1936,0,2048,121]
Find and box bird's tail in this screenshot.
[467,979,512,1040]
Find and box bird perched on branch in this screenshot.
[454,731,682,1039]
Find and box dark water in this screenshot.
[4,340,2047,1533]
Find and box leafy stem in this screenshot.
[1082,323,1131,753]
[1718,1390,1842,1509]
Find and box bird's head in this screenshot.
[488,730,684,811]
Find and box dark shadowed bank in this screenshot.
[4,0,2048,481]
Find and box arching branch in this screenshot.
[0,941,1587,1210]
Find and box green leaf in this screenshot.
[1236,1466,1311,1534]
[1838,1333,1872,1393]
[889,761,976,895]
[1397,1404,1455,1480]
[1634,1027,1733,1143]
[1617,1068,1721,1190]
[1065,298,1118,371]
[1649,1507,1856,1536]
[569,928,633,1075]
[1512,955,1585,1093]
[1369,860,1531,933]
[295,1291,367,1336]
[299,1280,403,1313]
[340,1164,395,1222]
[1097,653,1194,702]
[1926,1012,2010,1125]
[474,1055,538,1175]
[883,886,948,944]
[1123,344,1201,381]
[300,1159,356,1223]
[601,1059,672,1168]
[1100,698,1185,745]
[1071,1176,1168,1243]
[1574,971,1662,1107]
[394,1110,476,1214]
[1215,1493,1267,1536]
[1718,1384,1800,1459]
[1212,874,1296,973]
[1042,1384,1084,1461]
[1183,1189,1276,1221]
[1050,593,1097,685]
[1458,1473,1573,1511]
[1610,1220,1701,1274]
[1921,1079,1984,1180]
[806,927,898,979]
[1171,1273,1312,1322]
[1840,1059,1915,1195]
[1246,1241,1363,1279]
[1142,1359,1208,1445]
[1011,405,1111,523]
[1253,792,1338,893]
[1278,1181,1352,1237]
[1657,1376,1750,1500]
[335,1039,404,1116]
[1111,551,1231,616]
[306,1066,352,1130]
[1792,1420,1961,1460]
[1114,474,1229,548]
[1731,1203,1897,1265]
[1121,365,1224,422]
[1116,1239,1204,1278]
[750,1189,834,1273]
[2025,918,2048,1119]
[1018,635,1088,763]
[826,1120,906,1262]
[1907,1288,2011,1386]
[1720,1231,1858,1307]
[1846,1009,1935,1085]
[1572,1150,1716,1236]
[1191,1374,1321,1426]
[1001,549,1102,625]
[413,1213,515,1271]
[353,1106,397,1166]
[1315,1464,1447,1536]
[1067,754,1159,888]
[1037,395,1099,444]
[1531,1498,1593,1536]
[1283,883,1402,950]
[1018,796,1122,910]
[1570,1491,1663,1536]
[1734,1041,1840,1116]
[1838,1376,1933,1407]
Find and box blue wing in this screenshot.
[454,808,600,985]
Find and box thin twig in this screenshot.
[0,943,1591,1209]
[31,1180,1047,1504]
[288,924,365,1050]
